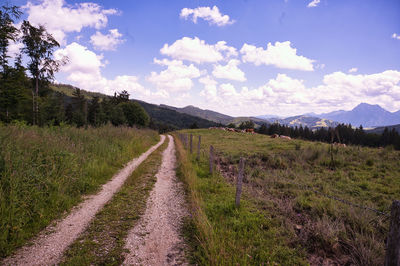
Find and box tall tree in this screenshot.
[0,4,22,121]
[21,20,62,125]
[0,4,21,72]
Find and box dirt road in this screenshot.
[123,135,188,265]
[1,136,166,266]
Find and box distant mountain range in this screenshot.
[265,116,339,129]
[257,103,400,128]
[314,103,400,128]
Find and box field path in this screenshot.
[1,135,166,266]
[123,135,188,265]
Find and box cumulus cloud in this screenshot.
[240,41,315,71]
[24,0,118,45]
[54,42,150,98]
[160,37,237,64]
[198,70,400,117]
[307,0,321,8]
[212,59,246,81]
[147,58,202,92]
[199,76,218,102]
[180,6,234,26]
[90,29,124,51]
[348,67,358,73]
[392,33,400,40]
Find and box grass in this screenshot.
[0,124,159,258]
[176,129,400,265]
[174,132,307,265]
[59,136,168,265]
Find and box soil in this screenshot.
[1,136,166,266]
[123,135,188,265]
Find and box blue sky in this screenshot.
[7,0,400,116]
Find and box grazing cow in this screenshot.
[245,128,255,133]
[280,135,291,140]
[271,134,279,138]
[333,142,346,147]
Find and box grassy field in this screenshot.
[0,124,159,258]
[175,129,400,265]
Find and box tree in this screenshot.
[239,120,255,130]
[119,101,149,127]
[71,88,87,127]
[0,4,23,122]
[0,55,30,122]
[21,20,62,125]
[0,4,21,72]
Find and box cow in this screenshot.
[280,135,291,140]
[271,134,279,138]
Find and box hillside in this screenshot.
[50,84,218,130]
[367,124,400,134]
[160,104,270,126]
[267,115,339,129]
[160,104,233,124]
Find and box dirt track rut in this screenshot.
[123,135,188,265]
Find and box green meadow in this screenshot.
[175,128,400,265]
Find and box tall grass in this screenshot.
[0,124,159,257]
[179,129,400,265]
[174,133,306,265]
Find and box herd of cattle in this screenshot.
[208,127,347,147]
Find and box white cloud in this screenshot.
[307,0,321,8]
[392,33,400,40]
[90,29,124,51]
[240,41,315,71]
[199,75,218,102]
[6,41,24,58]
[24,0,118,45]
[160,37,237,64]
[348,67,358,73]
[147,58,202,92]
[212,59,246,81]
[53,42,151,98]
[197,70,400,117]
[180,6,234,26]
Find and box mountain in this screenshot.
[267,115,339,129]
[160,104,233,124]
[51,84,218,130]
[316,103,400,127]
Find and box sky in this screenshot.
[5,0,400,117]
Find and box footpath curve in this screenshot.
[1,135,166,266]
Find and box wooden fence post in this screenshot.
[385,200,400,266]
[197,135,201,161]
[209,145,214,174]
[235,157,245,207]
[190,134,193,154]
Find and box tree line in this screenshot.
[256,123,400,150]
[0,4,149,128]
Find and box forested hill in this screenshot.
[51,84,218,131]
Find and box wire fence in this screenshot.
[176,132,400,264]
